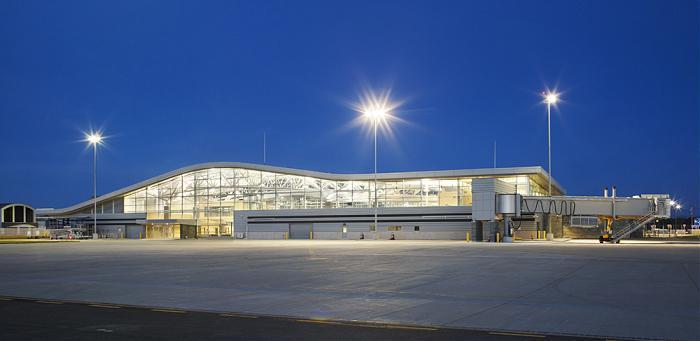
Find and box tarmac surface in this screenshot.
[0,297,597,340]
[0,239,698,340]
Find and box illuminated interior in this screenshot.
[118,167,549,236]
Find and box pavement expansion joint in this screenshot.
[489,331,545,338]
[150,308,186,314]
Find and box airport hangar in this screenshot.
[37,162,669,241]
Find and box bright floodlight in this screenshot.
[670,200,676,206]
[86,132,103,145]
[545,92,559,104]
[355,88,399,125]
[675,204,682,209]
[363,107,388,121]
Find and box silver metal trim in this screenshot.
[41,162,564,215]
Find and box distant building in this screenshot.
[1,203,37,228]
[648,217,695,230]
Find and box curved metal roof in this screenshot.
[0,203,34,210]
[41,162,565,215]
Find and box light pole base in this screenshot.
[503,236,513,243]
[546,232,554,241]
[93,233,98,240]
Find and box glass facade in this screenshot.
[123,168,548,236]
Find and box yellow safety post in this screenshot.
[466,232,471,242]
[310,231,313,240]
[496,232,500,243]
[284,232,288,240]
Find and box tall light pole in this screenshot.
[672,203,681,236]
[85,132,103,238]
[543,92,559,196]
[363,107,388,237]
[669,200,676,236]
[355,89,398,239]
[542,91,559,241]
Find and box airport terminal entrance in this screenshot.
[144,220,198,239]
[145,224,179,239]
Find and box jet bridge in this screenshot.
[517,195,670,219]
[472,178,670,243]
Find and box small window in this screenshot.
[14,206,24,223]
[414,226,420,231]
[388,225,401,231]
[3,207,12,223]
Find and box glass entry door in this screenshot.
[145,224,180,239]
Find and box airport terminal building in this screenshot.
[38,162,567,240]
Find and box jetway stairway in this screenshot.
[609,213,657,243]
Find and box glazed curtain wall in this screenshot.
[122,168,544,236]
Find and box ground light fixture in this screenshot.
[542,90,560,241]
[84,131,104,238]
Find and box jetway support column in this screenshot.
[503,216,513,242]
[471,221,483,242]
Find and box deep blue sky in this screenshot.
[1,0,698,213]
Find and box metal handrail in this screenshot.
[612,213,656,242]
